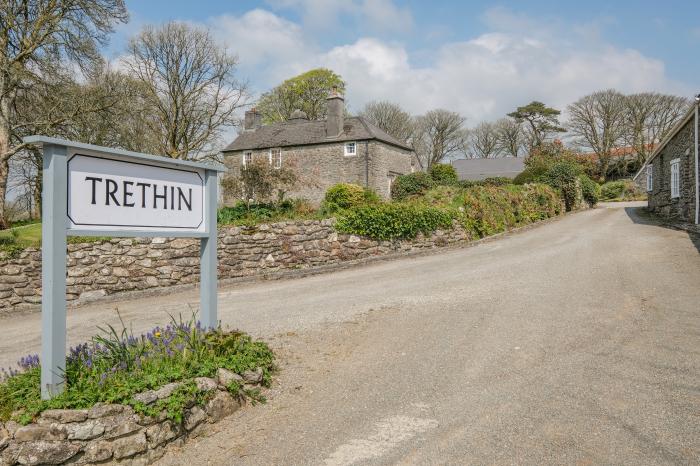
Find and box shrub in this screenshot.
[513,167,546,185]
[390,172,435,200]
[0,315,275,424]
[599,180,644,201]
[539,161,583,211]
[335,203,454,240]
[429,164,459,185]
[579,175,600,206]
[454,184,561,239]
[322,183,379,214]
[218,199,316,226]
[482,176,513,186]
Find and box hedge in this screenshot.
[335,203,454,240]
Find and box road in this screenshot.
[2,202,699,465]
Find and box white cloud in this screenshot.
[203,6,688,123]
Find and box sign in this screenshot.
[23,136,226,400]
[67,154,204,232]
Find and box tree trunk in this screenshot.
[0,119,11,229]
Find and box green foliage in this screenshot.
[335,203,454,241]
[599,180,645,201]
[429,164,458,185]
[539,161,583,211]
[217,199,316,226]
[579,175,600,206]
[453,184,561,238]
[508,101,566,147]
[256,68,345,123]
[321,183,379,214]
[482,177,513,186]
[0,315,276,424]
[390,172,435,200]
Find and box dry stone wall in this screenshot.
[0,218,470,313]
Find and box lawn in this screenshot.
[0,222,42,248]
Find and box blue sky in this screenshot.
[111,0,700,121]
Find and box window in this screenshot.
[242,151,252,168]
[344,141,357,156]
[670,158,680,199]
[269,148,282,169]
[646,165,653,192]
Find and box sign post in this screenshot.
[24,136,226,399]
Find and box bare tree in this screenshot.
[466,121,500,158]
[566,89,628,179]
[495,118,525,158]
[0,0,127,227]
[359,101,414,143]
[624,92,690,165]
[413,109,467,170]
[124,22,247,160]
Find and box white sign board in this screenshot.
[67,154,205,232]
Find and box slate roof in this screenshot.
[451,157,526,181]
[223,116,412,152]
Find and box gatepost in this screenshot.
[24,136,226,399]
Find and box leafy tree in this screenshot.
[125,21,246,160]
[508,101,566,151]
[360,100,414,143]
[413,109,467,170]
[257,68,345,123]
[429,163,459,185]
[0,0,128,227]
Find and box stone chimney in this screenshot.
[325,87,344,138]
[244,108,262,130]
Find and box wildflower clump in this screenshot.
[0,315,275,424]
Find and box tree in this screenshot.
[359,100,414,143]
[222,157,308,206]
[0,0,128,227]
[495,118,525,158]
[124,21,246,160]
[413,109,467,170]
[508,101,566,151]
[624,92,689,165]
[567,89,628,180]
[466,121,500,158]
[257,68,345,123]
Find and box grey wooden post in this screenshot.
[41,143,68,399]
[199,169,218,329]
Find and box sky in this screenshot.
[109,0,700,123]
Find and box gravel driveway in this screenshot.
[2,202,699,465]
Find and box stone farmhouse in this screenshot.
[634,99,699,224]
[221,90,415,204]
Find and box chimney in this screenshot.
[244,108,262,130]
[325,87,344,138]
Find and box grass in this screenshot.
[0,314,276,425]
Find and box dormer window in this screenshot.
[344,141,357,157]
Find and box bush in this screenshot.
[0,315,275,424]
[599,180,644,201]
[482,176,513,186]
[579,175,600,206]
[429,164,459,185]
[390,172,435,200]
[321,183,379,214]
[335,203,454,240]
[539,161,583,211]
[218,199,316,226]
[513,167,546,185]
[455,184,561,238]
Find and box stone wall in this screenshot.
[0,218,471,313]
[222,140,413,204]
[647,116,698,221]
[0,369,258,465]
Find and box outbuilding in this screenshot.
[634,97,700,224]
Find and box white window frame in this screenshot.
[269,148,282,169]
[344,141,357,157]
[670,158,680,199]
[242,151,252,168]
[646,164,653,192]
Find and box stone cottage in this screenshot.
[221,90,414,204]
[634,99,699,224]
